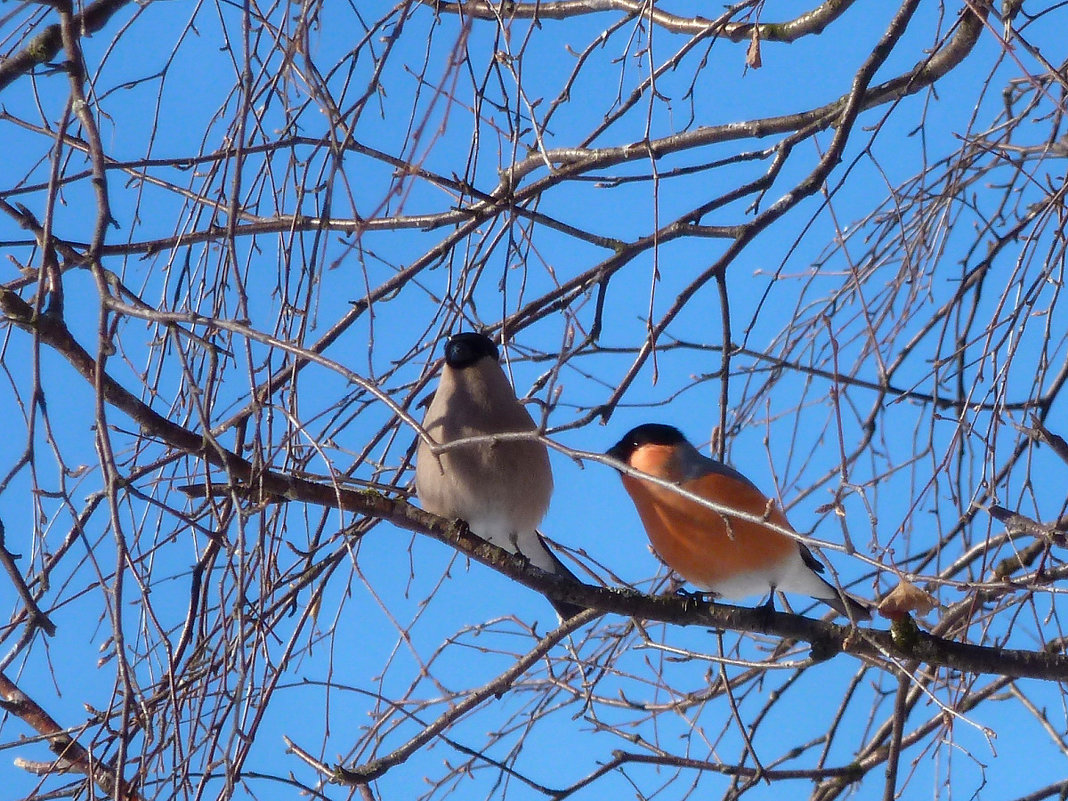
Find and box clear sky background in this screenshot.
[2,1,1068,799]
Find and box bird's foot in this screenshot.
[753,594,778,627]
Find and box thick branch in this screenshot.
[423,0,858,40]
[0,0,133,93]
[0,671,139,800]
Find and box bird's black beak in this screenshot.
[605,441,627,465]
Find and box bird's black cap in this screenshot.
[444,332,499,369]
[606,423,687,463]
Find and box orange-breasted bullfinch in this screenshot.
[606,423,870,620]
[416,332,584,619]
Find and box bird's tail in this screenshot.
[531,533,588,620]
[794,543,872,621]
[817,587,872,621]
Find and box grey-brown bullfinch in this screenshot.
[416,332,583,619]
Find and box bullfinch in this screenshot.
[606,423,870,619]
[416,332,584,619]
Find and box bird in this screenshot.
[415,331,584,619]
[606,423,870,619]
